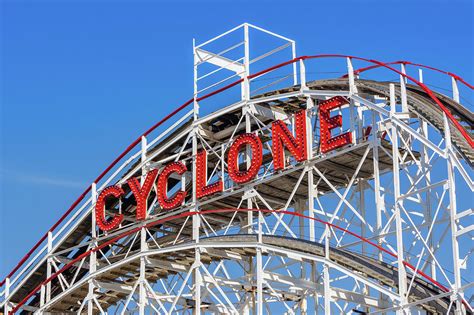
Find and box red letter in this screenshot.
[196,149,223,199]
[127,169,158,220]
[272,109,307,171]
[228,133,263,184]
[319,96,352,153]
[95,186,124,231]
[157,162,187,210]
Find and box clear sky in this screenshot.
[0,0,472,278]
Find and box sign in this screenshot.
[96,96,353,231]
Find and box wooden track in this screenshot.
[41,235,461,314]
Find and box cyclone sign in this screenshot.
[96,96,353,231]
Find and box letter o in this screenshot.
[228,133,263,184]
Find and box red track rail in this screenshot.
[2,55,473,293]
[10,208,462,314]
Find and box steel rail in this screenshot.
[9,208,466,314]
[1,54,472,291]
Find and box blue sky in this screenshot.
[0,0,472,278]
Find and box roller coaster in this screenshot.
[1,24,473,314]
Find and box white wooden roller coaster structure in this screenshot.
[1,24,473,315]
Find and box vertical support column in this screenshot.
[256,248,263,315]
[418,68,423,84]
[359,180,370,312]
[372,111,385,307]
[372,111,383,252]
[417,69,436,279]
[347,57,356,95]
[443,114,463,314]
[192,36,202,315]
[292,41,297,85]
[299,58,306,90]
[139,228,147,315]
[243,23,250,101]
[296,201,308,315]
[306,96,315,243]
[306,94,318,315]
[46,231,53,304]
[40,283,45,309]
[359,180,367,254]
[140,136,147,177]
[390,84,408,313]
[4,278,10,315]
[347,58,356,141]
[244,107,253,234]
[88,183,98,314]
[347,57,361,142]
[242,30,254,314]
[138,136,148,315]
[192,125,201,315]
[323,225,331,315]
[242,28,255,307]
[256,198,263,315]
[400,64,408,113]
[40,234,53,313]
[221,143,225,190]
[243,23,253,234]
[193,38,199,120]
[451,77,460,103]
[420,120,436,279]
[244,108,255,314]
